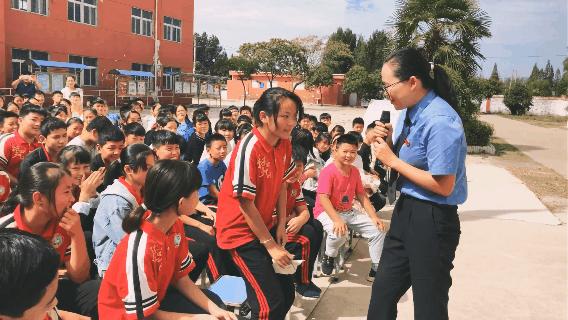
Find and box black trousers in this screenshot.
[184,214,239,282]
[284,218,323,284]
[57,278,101,319]
[230,238,295,320]
[367,194,460,320]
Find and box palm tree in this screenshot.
[390,0,491,77]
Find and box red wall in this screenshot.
[227,72,348,106]
[1,0,194,91]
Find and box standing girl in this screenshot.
[216,87,302,320]
[61,75,83,104]
[98,160,235,319]
[367,47,466,320]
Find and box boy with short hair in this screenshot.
[0,103,47,182]
[0,110,19,134]
[315,134,386,281]
[69,92,83,118]
[51,90,63,106]
[197,133,228,205]
[123,122,146,146]
[20,117,67,174]
[239,105,252,118]
[151,130,182,161]
[320,112,332,127]
[92,126,125,171]
[67,115,112,158]
[352,117,365,134]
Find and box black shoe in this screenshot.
[367,266,378,282]
[321,255,335,276]
[239,300,251,318]
[296,282,321,298]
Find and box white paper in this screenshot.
[272,259,303,275]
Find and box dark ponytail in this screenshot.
[385,47,459,111]
[1,163,67,215]
[105,144,155,186]
[122,160,202,233]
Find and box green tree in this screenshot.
[355,30,393,73]
[322,40,354,74]
[490,63,500,82]
[291,36,325,91]
[543,60,554,83]
[227,56,258,106]
[238,39,306,88]
[343,65,382,104]
[328,27,358,53]
[528,63,542,82]
[390,0,492,77]
[504,82,533,115]
[305,65,334,105]
[194,32,229,76]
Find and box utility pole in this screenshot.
[153,0,161,101]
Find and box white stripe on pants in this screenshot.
[317,209,386,265]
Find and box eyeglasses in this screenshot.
[382,79,408,99]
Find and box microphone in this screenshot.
[379,110,390,124]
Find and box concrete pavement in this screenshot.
[295,156,566,319]
[479,114,568,179]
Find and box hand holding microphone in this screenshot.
[374,111,393,144]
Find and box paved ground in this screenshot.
[479,114,568,179]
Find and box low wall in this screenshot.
[480,95,568,116]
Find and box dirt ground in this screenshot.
[484,137,568,215]
[498,114,568,129]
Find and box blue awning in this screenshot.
[109,69,155,78]
[30,59,87,69]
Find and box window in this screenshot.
[11,0,48,15]
[162,67,180,90]
[11,48,48,80]
[132,63,153,87]
[131,8,153,37]
[163,16,181,42]
[69,55,97,86]
[68,0,97,26]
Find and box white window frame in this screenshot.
[11,0,48,16]
[131,7,153,37]
[163,16,182,43]
[68,0,97,26]
[69,55,98,87]
[162,67,180,90]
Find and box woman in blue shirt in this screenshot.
[367,48,467,320]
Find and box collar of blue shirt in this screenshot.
[406,90,437,126]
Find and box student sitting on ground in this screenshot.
[98,160,236,320]
[0,229,88,320]
[20,117,67,175]
[284,144,324,298]
[123,122,146,146]
[184,112,210,165]
[93,144,156,277]
[66,117,83,142]
[315,134,386,282]
[0,162,100,318]
[0,110,18,134]
[0,103,47,183]
[197,133,228,205]
[67,115,113,159]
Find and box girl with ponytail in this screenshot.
[92,143,155,277]
[368,47,467,319]
[99,160,236,320]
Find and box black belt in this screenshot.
[399,193,458,211]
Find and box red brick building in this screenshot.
[0,0,194,105]
[227,71,348,106]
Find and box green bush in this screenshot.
[464,119,494,146]
[504,82,533,115]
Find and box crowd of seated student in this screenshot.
[0,87,390,319]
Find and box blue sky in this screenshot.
[195,0,567,78]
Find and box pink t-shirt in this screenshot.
[314,163,364,218]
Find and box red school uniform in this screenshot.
[285,181,307,220]
[0,205,71,262]
[216,128,295,250]
[98,213,194,320]
[0,131,41,178]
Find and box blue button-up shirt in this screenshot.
[393,90,467,205]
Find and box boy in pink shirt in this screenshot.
[315,133,386,281]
